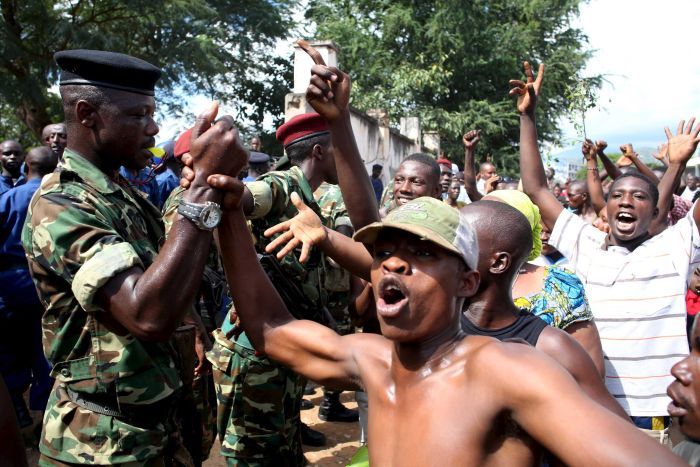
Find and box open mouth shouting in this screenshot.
[614,211,637,234]
[377,275,409,319]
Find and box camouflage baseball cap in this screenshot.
[354,197,479,270]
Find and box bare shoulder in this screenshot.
[462,335,556,387]
[538,325,576,352]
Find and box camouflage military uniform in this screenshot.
[379,183,394,213]
[162,186,219,465]
[206,166,327,466]
[22,150,184,465]
[314,182,353,335]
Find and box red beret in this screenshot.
[276,113,329,147]
[436,158,452,167]
[174,128,192,158]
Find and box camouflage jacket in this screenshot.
[314,183,352,305]
[246,166,328,312]
[22,149,180,463]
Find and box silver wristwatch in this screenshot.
[177,200,222,230]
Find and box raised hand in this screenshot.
[652,143,669,165]
[582,139,597,161]
[485,175,501,193]
[299,40,352,122]
[509,61,544,116]
[263,192,327,263]
[595,140,608,154]
[188,102,249,181]
[665,118,700,165]
[463,130,481,151]
[619,143,637,158]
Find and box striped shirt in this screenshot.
[550,208,699,416]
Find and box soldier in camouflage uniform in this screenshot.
[206,113,340,466]
[22,50,246,466]
[313,182,360,422]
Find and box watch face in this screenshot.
[201,205,222,229]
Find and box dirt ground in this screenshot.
[23,387,360,466]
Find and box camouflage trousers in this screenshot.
[207,329,304,467]
[171,326,217,466]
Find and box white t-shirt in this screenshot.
[476,178,486,195]
[681,186,698,201]
[550,208,699,416]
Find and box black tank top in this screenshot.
[461,311,547,346]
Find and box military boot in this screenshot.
[318,390,359,422]
[300,422,326,446]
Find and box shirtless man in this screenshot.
[189,49,683,464]
[205,185,680,465]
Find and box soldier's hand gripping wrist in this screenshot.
[188,102,250,194]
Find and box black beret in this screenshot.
[55,49,161,96]
[249,151,270,164]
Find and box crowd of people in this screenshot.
[2,42,700,467]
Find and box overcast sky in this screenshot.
[555,0,700,153]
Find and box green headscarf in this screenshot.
[485,190,542,261]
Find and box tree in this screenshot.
[0,0,293,142]
[307,0,600,175]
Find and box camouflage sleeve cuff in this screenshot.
[334,215,352,230]
[245,181,273,219]
[72,242,144,312]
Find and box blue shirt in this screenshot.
[371,177,383,202]
[0,174,26,196]
[0,178,41,305]
[155,168,180,209]
[119,166,162,208]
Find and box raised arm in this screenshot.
[484,342,685,467]
[462,130,483,201]
[211,175,371,388]
[583,139,606,213]
[623,145,660,184]
[657,119,700,227]
[299,41,379,230]
[597,144,622,180]
[510,61,563,230]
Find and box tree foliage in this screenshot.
[307,0,600,175]
[0,0,293,142]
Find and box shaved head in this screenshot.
[479,162,495,172]
[461,200,532,278]
[25,146,58,177]
[568,180,588,194]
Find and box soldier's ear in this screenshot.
[311,143,324,161]
[76,100,98,128]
